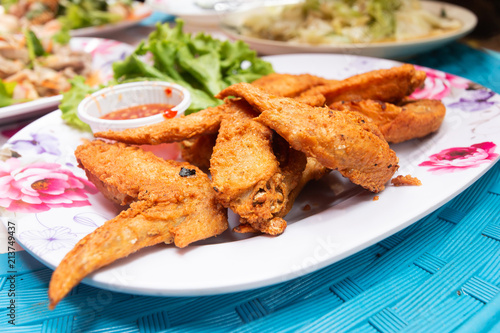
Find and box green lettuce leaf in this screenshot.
[0,81,19,107]
[58,3,122,30]
[112,19,273,114]
[60,76,101,131]
[61,19,274,129]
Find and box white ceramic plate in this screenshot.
[145,0,221,27]
[0,38,135,124]
[220,1,477,59]
[145,0,288,27]
[69,2,152,37]
[1,54,499,297]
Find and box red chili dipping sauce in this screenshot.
[101,103,177,120]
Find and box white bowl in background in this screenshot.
[78,81,191,133]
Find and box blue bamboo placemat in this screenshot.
[1,42,499,332]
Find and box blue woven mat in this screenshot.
[1,42,500,332]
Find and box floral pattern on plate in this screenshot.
[0,158,97,213]
[410,66,469,100]
[0,129,97,214]
[18,225,78,256]
[419,142,499,174]
[447,89,500,112]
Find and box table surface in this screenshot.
[1,11,500,333]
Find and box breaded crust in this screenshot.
[48,140,228,309]
[180,133,218,170]
[216,83,399,193]
[210,99,306,234]
[331,99,446,143]
[251,72,331,98]
[94,103,230,145]
[297,64,426,105]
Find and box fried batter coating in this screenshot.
[285,157,331,212]
[210,100,306,235]
[96,73,332,146]
[94,103,230,145]
[180,133,218,170]
[391,175,422,186]
[251,73,331,98]
[234,154,325,235]
[331,99,446,143]
[216,83,399,193]
[234,217,288,235]
[48,140,227,309]
[95,72,331,146]
[297,64,426,105]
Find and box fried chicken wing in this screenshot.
[180,133,218,170]
[210,99,306,235]
[331,99,446,143]
[216,83,399,193]
[251,73,331,98]
[233,135,311,235]
[95,73,331,146]
[285,157,331,212]
[297,64,426,106]
[94,103,229,145]
[48,140,227,309]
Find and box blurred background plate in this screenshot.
[70,2,152,37]
[145,0,298,28]
[220,1,477,58]
[0,38,135,124]
[145,0,223,27]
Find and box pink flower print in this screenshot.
[0,159,98,213]
[419,142,498,173]
[410,66,469,100]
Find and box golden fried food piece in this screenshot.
[216,83,399,193]
[270,135,312,217]
[180,133,218,170]
[285,157,331,212]
[234,143,316,235]
[48,140,227,309]
[94,103,230,145]
[234,217,288,235]
[95,73,330,146]
[391,175,422,186]
[210,100,306,235]
[331,99,446,143]
[251,73,331,98]
[295,93,327,107]
[297,64,426,106]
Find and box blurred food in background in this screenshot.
[0,0,135,36]
[0,30,92,106]
[240,0,462,45]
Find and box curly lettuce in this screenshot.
[61,20,274,129]
[113,20,273,114]
[60,76,100,131]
